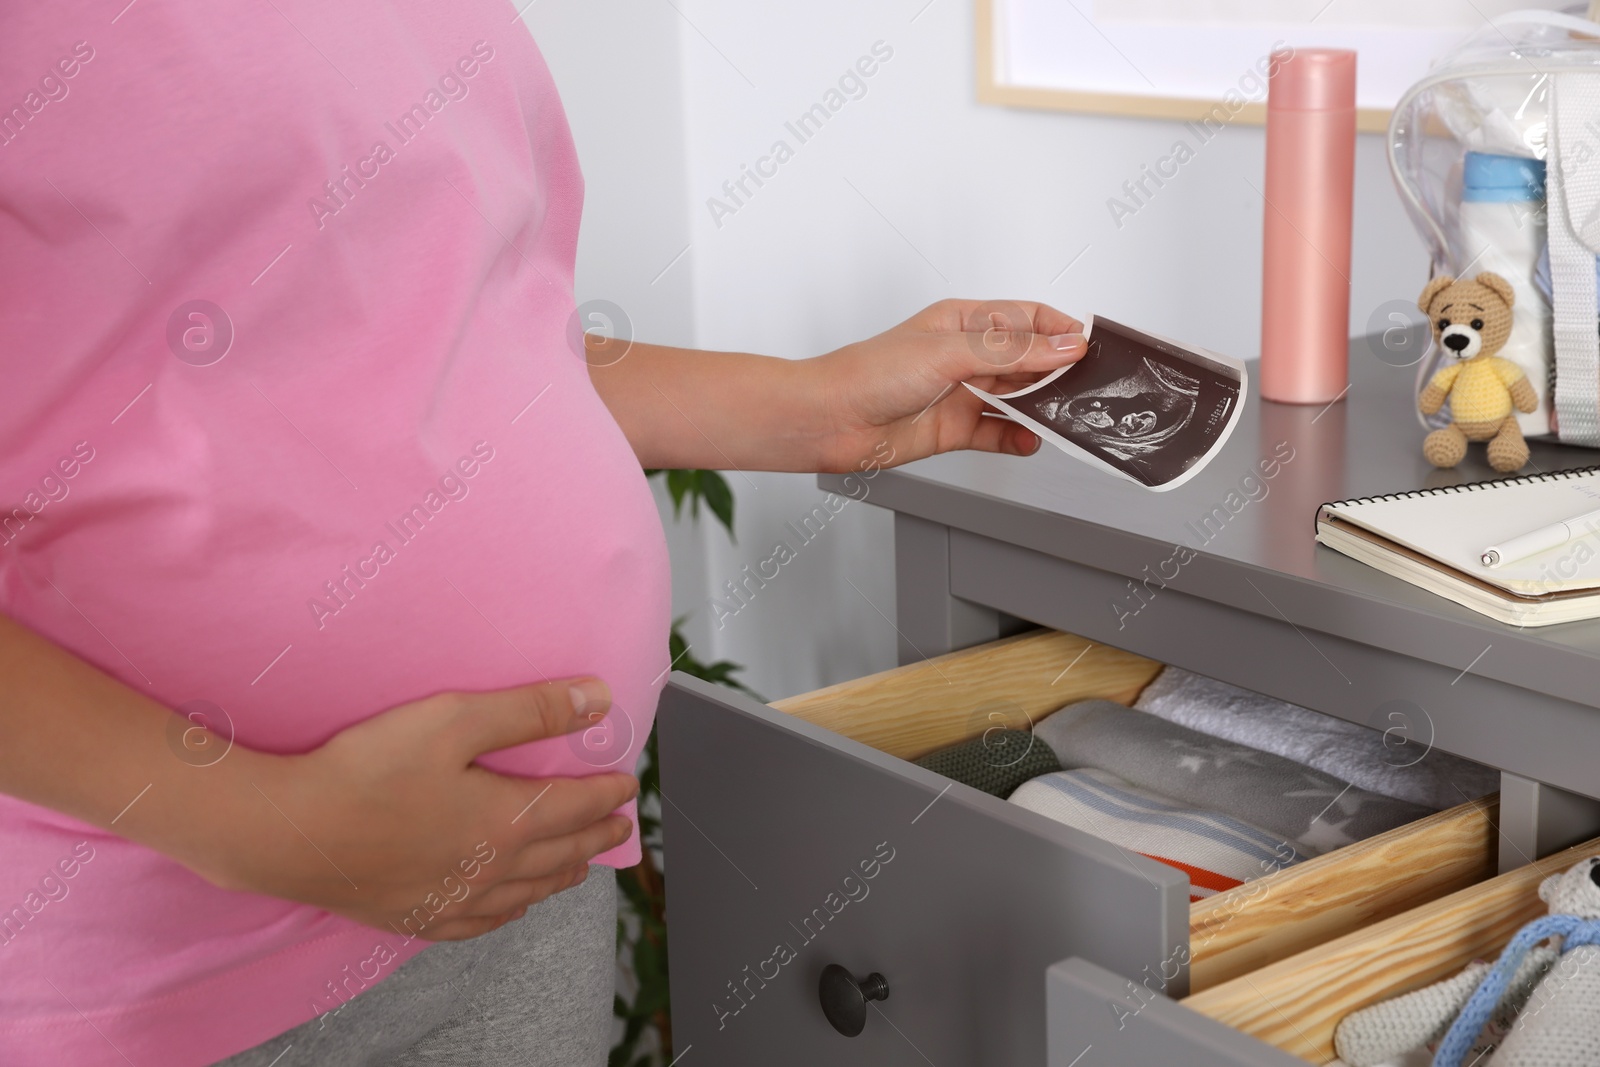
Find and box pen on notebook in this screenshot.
[1480,506,1600,568]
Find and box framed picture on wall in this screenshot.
[976,0,1572,132]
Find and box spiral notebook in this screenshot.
[1315,467,1600,627]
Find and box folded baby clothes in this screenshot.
[1008,768,1305,902]
[1034,700,1435,855]
[912,728,1061,798]
[1134,667,1500,810]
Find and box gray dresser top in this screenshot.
[821,341,1600,711]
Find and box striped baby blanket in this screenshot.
[1008,768,1304,901]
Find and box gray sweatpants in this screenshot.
[214,867,616,1067]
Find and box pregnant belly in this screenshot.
[4,433,671,780]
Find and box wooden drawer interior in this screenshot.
[1182,835,1600,1063]
[770,629,1161,758]
[770,629,1499,991]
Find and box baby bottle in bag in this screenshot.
[1458,151,1551,437]
[1387,9,1600,445]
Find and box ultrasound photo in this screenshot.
[965,316,1246,491]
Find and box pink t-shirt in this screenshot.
[0,3,669,1064]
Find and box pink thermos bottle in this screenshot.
[1260,48,1357,405]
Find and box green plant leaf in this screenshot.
[699,470,735,536]
[664,468,694,519]
[647,468,736,538]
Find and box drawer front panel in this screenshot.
[660,676,1189,1067]
[1047,959,1303,1067]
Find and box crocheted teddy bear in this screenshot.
[1333,855,1600,1067]
[1417,272,1538,474]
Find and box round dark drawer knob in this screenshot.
[818,963,890,1037]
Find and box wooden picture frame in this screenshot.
[974,0,1563,134]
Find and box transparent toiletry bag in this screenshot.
[1389,7,1600,445]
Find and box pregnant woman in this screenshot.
[0,4,1083,1065]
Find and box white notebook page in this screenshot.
[1329,470,1600,595]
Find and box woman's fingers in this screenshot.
[401,814,623,932]
[503,814,633,879]
[962,324,1086,375]
[1001,423,1041,456]
[960,412,1041,456]
[921,321,1084,390]
[958,300,1084,343]
[446,677,614,761]
[469,868,588,917]
[500,775,638,848]
[913,298,1084,341]
[234,674,642,942]
[408,868,589,941]
[417,912,514,943]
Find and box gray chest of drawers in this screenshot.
[659,345,1600,1065]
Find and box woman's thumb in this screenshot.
[451,678,612,758]
[954,319,1086,377]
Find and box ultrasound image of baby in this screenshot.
[1035,358,1201,463]
[963,315,1245,490]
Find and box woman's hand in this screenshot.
[587,298,1083,473]
[801,299,1086,473]
[205,679,637,942]
[0,612,632,944]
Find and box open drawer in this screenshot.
[1050,835,1600,1065]
[658,629,1501,1066]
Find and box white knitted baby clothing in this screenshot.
[1434,857,1600,1067]
[1486,857,1600,1067]
[1491,941,1600,1066]
[1337,857,1600,1067]
[1332,947,1555,1067]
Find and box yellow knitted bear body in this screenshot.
[1424,356,1523,431]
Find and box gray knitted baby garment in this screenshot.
[1034,700,1433,854]
[912,729,1062,798]
[1134,666,1499,810]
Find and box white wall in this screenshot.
[531,0,1429,702]
[523,0,715,647]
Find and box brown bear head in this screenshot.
[1417,272,1515,362]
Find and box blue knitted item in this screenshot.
[1432,915,1600,1067]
